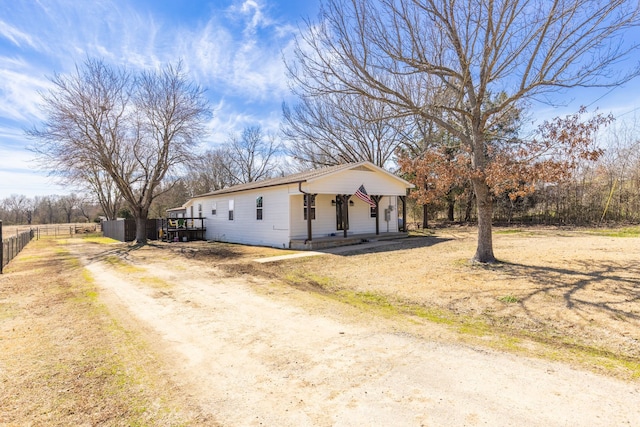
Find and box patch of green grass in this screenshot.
[284,271,335,291]
[82,235,120,244]
[457,318,491,336]
[494,229,525,234]
[586,227,640,237]
[498,294,520,304]
[499,335,523,351]
[404,304,456,325]
[540,339,640,380]
[452,258,471,267]
[102,255,145,273]
[336,291,399,316]
[139,276,172,289]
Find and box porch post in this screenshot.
[399,195,407,232]
[371,195,383,235]
[306,193,313,242]
[340,194,351,238]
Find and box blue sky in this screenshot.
[0,0,319,199]
[1,0,639,200]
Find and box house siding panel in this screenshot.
[185,186,291,248]
[305,169,407,196]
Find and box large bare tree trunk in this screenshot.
[472,178,496,263]
[134,207,149,244]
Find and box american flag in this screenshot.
[354,184,376,207]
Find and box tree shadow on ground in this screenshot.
[325,235,453,256]
[495,259,640,323]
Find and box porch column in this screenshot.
[339,194,351,238]
[305,193,314,242]
[399,195,407,232]
[371,195,383,235]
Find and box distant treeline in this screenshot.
[406,142,640,227]
[0,194,101,225]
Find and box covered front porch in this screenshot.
[290,191,408,250]
[289,231,408,250]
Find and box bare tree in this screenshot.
[2,194,30,224]
[68,163,123,220]
[29,58,211,243]
[282,92,411,169]
[226,126,280,184]
[58,193,80,224]
[290,0,640,262]
[186,147,236,194]
[76,196,99,222]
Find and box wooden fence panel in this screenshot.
[102,220,126,242]
[102,219,161,242]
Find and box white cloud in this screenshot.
[0,167,70,199]
[0,64,53,123]
[0,143,69,199]
[0,0,307,199]
[0,20,37,49]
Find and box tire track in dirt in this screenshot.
[77,244,640,426]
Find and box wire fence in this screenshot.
[0,222,100,273]
[1,223,34,274]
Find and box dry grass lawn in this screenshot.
[0,237,207,426]
[176,225,640,379]
[1,225,638,424]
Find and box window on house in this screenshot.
[303,194,316,220]
[198,204,202,218]
[211,202,217,215]
[370,206,377,218]
[228,200,234,221]
[256,196,263,220]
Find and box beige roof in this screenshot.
[190,161,411,199]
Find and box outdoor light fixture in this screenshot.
[331,200,336,206]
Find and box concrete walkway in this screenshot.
[253,239,401,263]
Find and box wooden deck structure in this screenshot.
[160,217,206,242]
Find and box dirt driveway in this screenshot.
[69,238,639,427]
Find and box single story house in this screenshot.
[178,161,414,249]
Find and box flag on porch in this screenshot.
[354,184,376,207]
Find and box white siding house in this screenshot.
[179,162,413,249]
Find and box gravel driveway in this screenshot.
[77,243,640,426]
